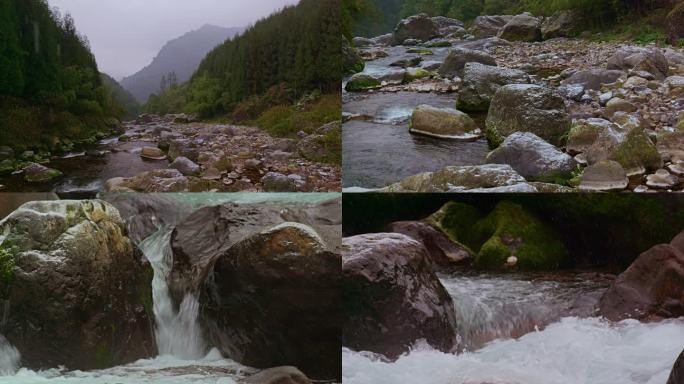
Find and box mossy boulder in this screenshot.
[405,67,431,81]
[22,163,63,183]
[456,63,529,113]
[345,74,382,92]
[428,201,567,270]
[409,105,481,140]
[586,126,663,176]
[566,118,613,155]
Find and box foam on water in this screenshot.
[0,335,20,375]
[342,316,684,384]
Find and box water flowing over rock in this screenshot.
[0,200,155,370]
[381,164,527,192]
[486,132,577,181]
[599,231,684,321]
[342,233,459,359]
[486,84,571,147]
[456,63,530,112]
[386,221,472,267]
[0,335,20,375]
[201,222,341,380]
[410,105,481,140]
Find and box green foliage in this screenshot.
[100,73,140,120]
[0,0,124,150]
[0,241,17,298]
[254,93,341,138]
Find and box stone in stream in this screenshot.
[409,105,481,140]
[438,47,497,79]
[561,69,625,90]
[668,349,684,384]
[579,160,628,191]
[497,13,542,42]
[345,73,381,92]
[456,62,530,112]
[668,161,684,176]
[140,146,166,160]
[168,138,199,162]
[382,164,527,192]
[393,13,439,44]
[343,37,365,75]
[405,67,431,81]
[342,233,459,359]
[242,366,312,384]
[645,169,680,189]
[471,15,513,38]
[201,222,341,380]
[22,162,63,183]
[485,84,571,147]
[390,56,422,68]
[431,16,464,32]
[607,47,669,80]
[170,156,201,176]
[109,169,189,192]
[486,132,577,182]
[599,230,684,321]
[0,200,155,370]
[387,221,472,267]
[585,126,662,176]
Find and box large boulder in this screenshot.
[667,2,684,45]
[472,15,513,38]
[598,231,684,321]
[607,47,669,80]
[393,13,439,44]
[200,222,341,380]
[343,36,364,75]
[585,126,663,176]
[498,13,542,42]
[0,200,154,370]
[566,118,614,155]
[485,84,571,147]
[381,164,527,192]
[386,221,472,266]
[169,156,200,176]
[579,160,629,191]
[22,163,63,183]
[409,105,481,140]
[541,10,580,39]
[668,349,684,384]
[561,69,625,90]
[342,233,459,359]
[438,48,497,79]
[456,63,530,112]
[486,132,577,181]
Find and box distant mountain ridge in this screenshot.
[121,24,243,103]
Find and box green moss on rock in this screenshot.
[0,242,17,299]
[428,201,484,251]
[485,122,505,148]
[345,75,382,92]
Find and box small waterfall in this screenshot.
[138,227,206,359]
[0,335,19,375]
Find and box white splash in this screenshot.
[342,316,684,384]
[138,228,206,359]
[0,335,19,376]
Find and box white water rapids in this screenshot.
[342,273,684,384]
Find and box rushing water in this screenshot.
[342,272,684,384]
[0,335,19,376]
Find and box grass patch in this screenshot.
[254,93,341,138]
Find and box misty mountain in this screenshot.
[120,24,242,103]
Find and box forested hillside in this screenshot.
[0,0,124,152]
[100,73,140,120]
[145,0,341,133]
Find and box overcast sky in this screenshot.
[47,0,299,79]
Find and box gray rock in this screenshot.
[352,36,374,47]
[472,15,513,38]
[394,13,439,44]
[557,84,585,101]
[242,366,312,384]
[456,63,529,112]
[169,156,200,176]
[262,172,298,192]
[410,105,481,140]
[486,84,571,147]
[579,160,628,191]
[645,169,679,189]
[382,164,526,192]
[566,118,614,155]
[22,163,63,183]
[486,132,577,181]
[438,47,496,78]
[561,69,625,90]
[607,47,669,80]
[498,13,542,42]
[541,10,580,39]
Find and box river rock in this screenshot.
[297,134,330,162]
[169,156,200,176]
[579,160,628,191]
[604,97,637,118]
[472,15,513,38]
[486,84,571,147]
[486,132,577,181]
[409,105,481,140]
[666,2,684,45]
[382,164,526,192]
[498,13,542,42]
[115,169,189,192]
[438,47,497,78]
[566,118,614,155]
[140,146,166,160]
[599,232,684,321]
[585,127,662,176]
[22,163,63,183]
[607,47,669,80]
[242,366,312,384]
[0,200,154,370]
[262,172,298,192]
[456,63,529,112]
[646,169,680,189]
[658,131,684,161]
[668,349,684,384]
[541,10,580,39]
[342,233,459,359]
[343,37,364,75]
[393,13,439,44]
[387,221,472,266]
[562,69,624,90]
[431,16,464,32]
[168,139,199,162]
[201,222,340,380]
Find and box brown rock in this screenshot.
[386,221,472,266]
